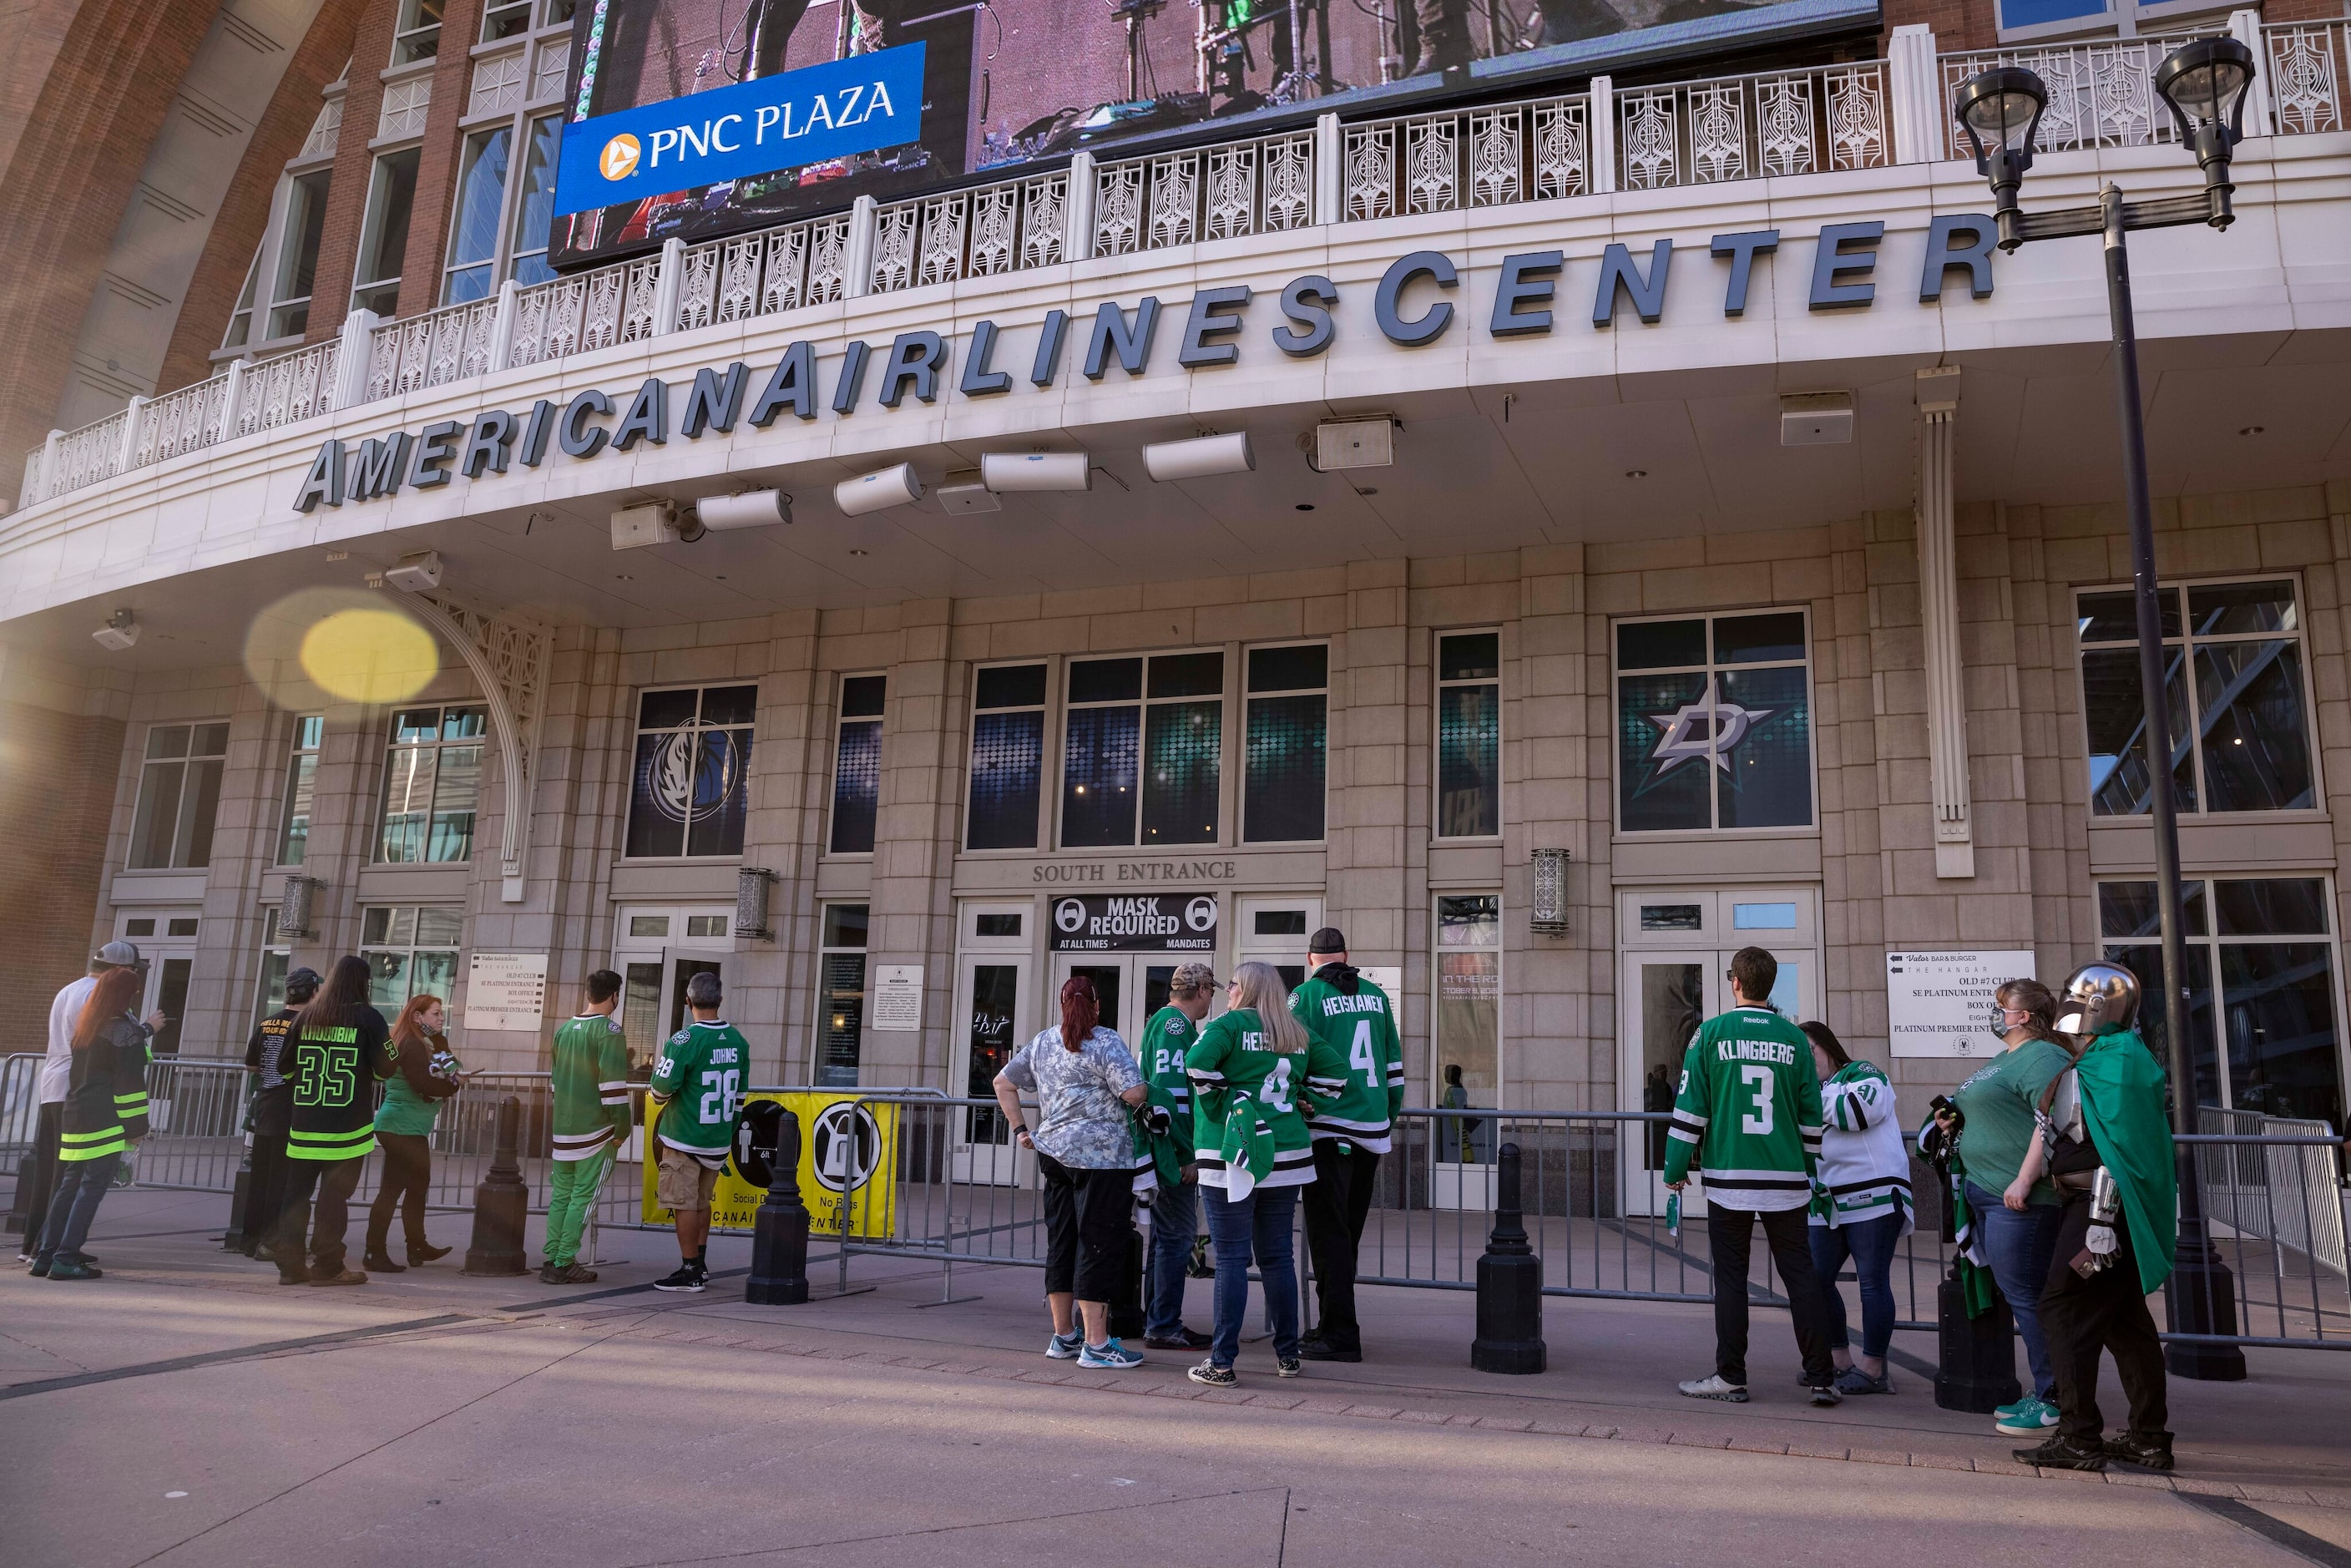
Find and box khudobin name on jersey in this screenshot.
[1291,968,1406,1153]
[1662,1005,1825,1212]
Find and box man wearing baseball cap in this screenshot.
[237,967,321,1260]
[1292,927,1404,1363]
[17,943,156,1263]
[1139,962,1216,1350]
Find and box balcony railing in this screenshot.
[14,11,2323,513]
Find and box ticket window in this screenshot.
[1615,888,1820,1213]
[117,913,199,1055]
[613,907,732,1071]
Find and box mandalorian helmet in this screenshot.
[2054,961,2141,1034]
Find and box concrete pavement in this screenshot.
[4,1186,2349,1567]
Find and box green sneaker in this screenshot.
[1993,1394,2035,1421]
[1995,1396,2060,1437]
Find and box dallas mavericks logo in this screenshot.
[1635,677,1777,794]
[642,722,746,827]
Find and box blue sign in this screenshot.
[554,43,926,218]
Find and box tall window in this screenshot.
[276,715,324,867]
[2101,878,2344,1132]
[817,904,869,1086]
[254,908,292,1029]
[377,706,486,862]
[830,675,886,854]
[444,1,574,299]
[1061,650,1223,848]
[1436,894,1501,1132]
[1615,610,1813,833]
[351,148,421,316]
[129,722,230,870]
[442,128,514,303]
[361,905,462,1005]
[626,685,756,858]
[1437,630,1500,838]
[968,663,1046,850]
[391,0,443,63]
[268,169,332,338]
[2080,579,2314,817]
[220,99,338,355]
[222,250,262,352]
[1244,643,1327,843]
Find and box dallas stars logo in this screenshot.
[1636,678,1775,792]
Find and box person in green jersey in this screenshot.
[1665,946,1841,1407]
[647,969,746,1292]
[1140,962,1215,1351]
[543,969,635,1284]
[1292,926,1403,1363]
[365,992,462,1273]
[1184,961,1316,1388]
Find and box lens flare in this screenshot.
[245,588,441,707]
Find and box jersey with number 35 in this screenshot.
[649,1019,748,1168]
[1661,1005,1823,1211]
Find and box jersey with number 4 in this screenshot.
[1185,1008,1314,1191]
[649,1019,748,1169]
[1292,968,1406,1152]
[1662,1005,1823,1211]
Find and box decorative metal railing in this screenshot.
[1616,63,1891,192]
[22,16,2342,512]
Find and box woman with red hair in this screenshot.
[30,966,152,1280]
[992,975,1149,1369]
[364,993,464,1272]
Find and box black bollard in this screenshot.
[746,1107,811,1305]
[1933,1269,2022,1412]
[462,1095,529,1276]
[222,1151,253,1252]
[1107,1206,1146,1342]
[1471,1142,1546,1373]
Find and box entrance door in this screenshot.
[116,912,199,1055]
[1046,956,1181,1047]
[950,903,1035,1184]
[1615,888,1820,1215]
[613,907,733,1073]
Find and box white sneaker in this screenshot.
[1678,1374,1751,1403]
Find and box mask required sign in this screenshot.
[554,43,925,218]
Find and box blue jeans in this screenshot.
[1808,1211,1904,1360]
[1967,1181,2062,1399]
[1201,1182,1301,1368]
[36,1150,121,1262]
[1145,1178,1199,1338]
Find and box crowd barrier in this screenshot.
[4,1054,2343,1350]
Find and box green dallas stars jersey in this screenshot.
[1139,1004,1198,1159]
[1291,964,1406,1152]
[550,1013,635,1161]
[647,1019,748,1169]
[1661,1005,1824,1212]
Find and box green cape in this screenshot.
[2075,1029,2177,1295]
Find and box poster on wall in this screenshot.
[1049,893,1218,952]
[464,953,550,1033]
[872,964,923,1029]
[643,1090,899,1234]
[549,0,1854,269]
[1887,949,2036,1058]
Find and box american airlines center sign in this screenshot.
[292,215,1999,513]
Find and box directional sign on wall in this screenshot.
[1887,949,2037,1058]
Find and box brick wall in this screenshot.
[1882,0,2000,55]
[306,0,407,341]
[155,0,372,393]
[0,0,222,502]
[0,702,124,1054]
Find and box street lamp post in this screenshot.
[1954,37,2258,1383]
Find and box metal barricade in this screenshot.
[1,1053,42,1177]
[837,1094,1054,1301]
[2176,1128,2350,1350]
[125,1058,251,1191]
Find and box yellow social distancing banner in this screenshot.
[641,1091,897,1237]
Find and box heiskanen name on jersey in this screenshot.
[648,1018,747,1171]
[1292,965,1407,1153]
[1661,1004,1824,1211]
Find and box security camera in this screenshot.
[695,490,791,531]
[383,549,443,592]
[92,609,139,652]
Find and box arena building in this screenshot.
[3,0,2349,1186]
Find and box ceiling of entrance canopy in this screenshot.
[8,333,2351,670]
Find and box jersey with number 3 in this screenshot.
[1661,1005,1823,1211]
[649,1019,748,1169]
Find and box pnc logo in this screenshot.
[599,134,641,181]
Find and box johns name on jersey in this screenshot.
[1715,1039,1797,1065]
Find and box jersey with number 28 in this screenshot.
[649,1019,748,1164]
[1661,1005,1823,1211]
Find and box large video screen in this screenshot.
[549,0,1828,270]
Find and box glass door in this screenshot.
[951,902,1035,1185]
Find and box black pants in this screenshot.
[1302,1141,1380,1349]
[240,1133,290,1253]
[13,1101,62,1248]
[366,1132,433,1257]
[272,1155,367,1277]
[1039,1151,1134,1304]
[1706,1201,1835,1386]
[2040,1195,2169,1444]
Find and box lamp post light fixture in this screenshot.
[1954,35,2257,1383]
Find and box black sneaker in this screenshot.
[2015,1434,2108,1471]
[1143,1328,1213,1351]
[1187,1359,1238,1388]
[2103,1433,2175,1472]
[1808,1383,1845,1408]
[652,1262,706,1293]
[1300,1339,1362,1363]
[538,1262,561,1284]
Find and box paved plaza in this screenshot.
[5,1185,2350,1567]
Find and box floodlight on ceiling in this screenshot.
[1143,432,1255,482]
[982,452,1091,493]
[695,489,792,530]
[835,462,924,516]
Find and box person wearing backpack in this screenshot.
[1292,927,1403,1363]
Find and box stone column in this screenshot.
[1916,367,1974,879]
[1514,545,1593,1110]
[867,601,962,1088]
